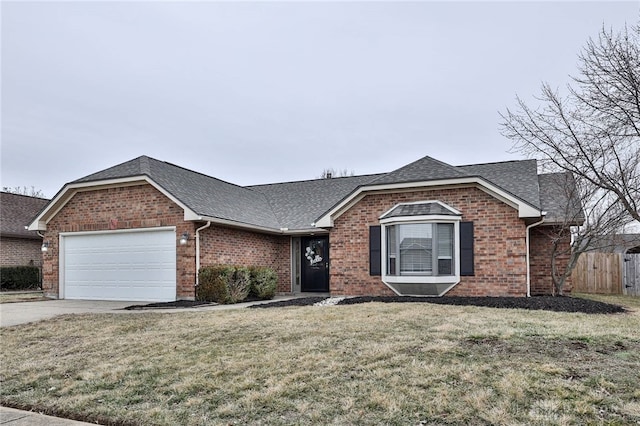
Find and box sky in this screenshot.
[1,1,637,199]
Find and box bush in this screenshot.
[227,266,250,304]
[197,265,278,303]
[196,265,233,303]
[0,266,41,291]
[249,266,277,300]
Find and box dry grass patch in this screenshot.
[0,291,47,303]
[1,298,639,425]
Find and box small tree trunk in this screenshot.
[551,242,566,296]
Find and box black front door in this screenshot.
[301,236,329,292]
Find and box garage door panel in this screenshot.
[63,230,177,301]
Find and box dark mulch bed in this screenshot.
[123,296,270,310]
[248,297,328,309]
[250,296,627,314]
[123,300,216,310]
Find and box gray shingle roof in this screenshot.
[1,192,49,239]
[380,202,460,219]
[248,174,383,229]
[537,172,584,224]
[458,159,540,208]
[372,155,468,185]
[63,154,575,231]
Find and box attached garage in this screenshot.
[60,228,177,301]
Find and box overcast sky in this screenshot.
[1,1,636,199]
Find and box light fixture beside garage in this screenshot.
[41,241,50,252]
[179,232,190,245]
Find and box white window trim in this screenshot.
[379,202,461,296]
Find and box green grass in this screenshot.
[1,297,639,425]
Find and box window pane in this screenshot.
[387,226,397,275]
[437,223,454,275]
[437,223,453,257]
[399,223,433,274]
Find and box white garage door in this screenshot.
[63,229,176,301]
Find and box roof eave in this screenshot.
[192,215,288,235]
[541,218,585,227]
[0,231,43,240]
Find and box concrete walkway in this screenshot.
[0,296,306,327]
[0,406,95,425]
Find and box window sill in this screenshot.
[383,275,459,284]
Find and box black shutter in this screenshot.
[460,221,474,276]
[369,225,381,276]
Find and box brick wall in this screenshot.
[0,237,43,267]
[42,184,196,299]
[199,226,291,293]
[529,226,572,295]
[329,186,529,297]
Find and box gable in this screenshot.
[314,176,542,228]
[73,156,281,230]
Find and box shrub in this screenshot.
[196,265,233,303]
[0,266,41,291]
[227,266,250,304]
[249,266,277,300]
[197,265,277,304]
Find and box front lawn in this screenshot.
[1,297,639,425]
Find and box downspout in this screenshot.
[525,212,547,297]
[195,221,212,288]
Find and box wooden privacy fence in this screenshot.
[625,253,640,297]
[572,253,623,294]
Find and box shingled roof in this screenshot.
[537,172,584,224]
[371,155,468,185]
[458,159,540,208]
[1,192,49,239]
[248,174,383,230]
[34,154,573,232]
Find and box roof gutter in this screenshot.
[526,212,547,297]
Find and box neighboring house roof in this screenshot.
[1,192,49,239]
[587,233,640,253]
[29,154,578,233]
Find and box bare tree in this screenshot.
[538,173,633,295]
[501,22,640,222]
[318,168,355,179]
[2,186,46,198]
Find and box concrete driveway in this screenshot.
[0,300,142,327]
[0,296,301,327]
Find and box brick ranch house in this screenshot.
[28,155,579,301]
[1,192,49,268]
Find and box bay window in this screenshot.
[386,222,455,276]
[377,200,464,296]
